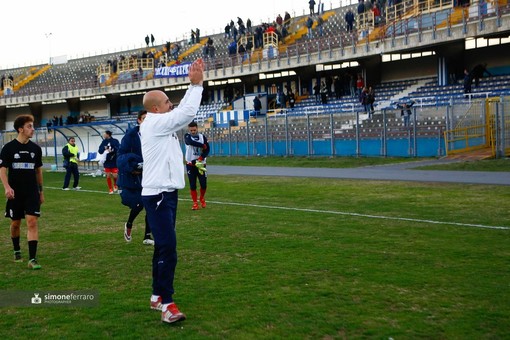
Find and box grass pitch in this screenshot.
[0,167,509,339]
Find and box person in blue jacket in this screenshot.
[117,110,154,245]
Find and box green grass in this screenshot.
[204,156,426,168]
[0,170,509,338]
[207,156,510,172]
[44,155,510,172]
[414,158,510,172]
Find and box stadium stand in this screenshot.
[0,0,509,160]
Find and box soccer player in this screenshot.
[184,121,209,210]
[0,114,45,270]
[98,130,120,194]
[140,58,204,324]
[117,110,154,245]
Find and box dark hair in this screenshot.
[13,114,34,132]
[188,121,198,128]
[68,136,75,142]
[138,110,147,120]
[105,130,113,137]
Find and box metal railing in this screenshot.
[444,97,510,157]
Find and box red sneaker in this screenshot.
[192,202,199,210]
[161,302,186,324]
[200,198,206,208]
[150,296,162,311]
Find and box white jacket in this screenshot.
[140,85,203,195]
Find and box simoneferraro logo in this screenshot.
[0,290,99,307]
[31,293,42,304]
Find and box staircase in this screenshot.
[446,148,494,160]
[167,38,209,66]
[377,78,431,109]
[282,10,336,46]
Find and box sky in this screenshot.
[0,0,323,70]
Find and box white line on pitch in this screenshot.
[47,187,509,231]
[200,200,510,231]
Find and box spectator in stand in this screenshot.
[151,34,155,46]
[345,9,355,32]
[239,22,246,36]
[287,89,296,108]
[284,11,292,28]
[245,39,253,57]
[396,100,415,127]
[145,35,150,47]
[190,30,196,44]
[372,4,382,26]
[246,18,252,34]
[357,0,366,14]
[164,41,171,58]
[276,88,285,108]
[356,73,364,97]
[228,40,237,56]
[470,63,492,87]
[363,0,372,13]
[255,26,264,48]
[276,14,283,26]
[224,23,231,39]
[360,87,371,116]
[306,15,314,39]
[313,82,321,103]
[320,81,328,104]
[232,25,238,42]
[238,43,247,62]
[349,73,356,97]
[171,43,180,61]
[253,95,262,117]
[463,69,472,94]
[368,86,376,117]
[203,44,210,59]
[205,37,215,58]
[316,15,325,37]
[334,76,342,99]
[326,75,333,96]
[309,0,316,15]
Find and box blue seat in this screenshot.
[86,152,97,169]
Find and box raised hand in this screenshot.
[189,58,204,86]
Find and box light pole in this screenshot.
[45,33,53,64]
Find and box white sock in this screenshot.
[161,303,170,312]
[151,295,160,302]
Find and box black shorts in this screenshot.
[5,190,41,220]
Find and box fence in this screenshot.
[204,108,447,158]
[444,98,510,157]
[1,101,507,166]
